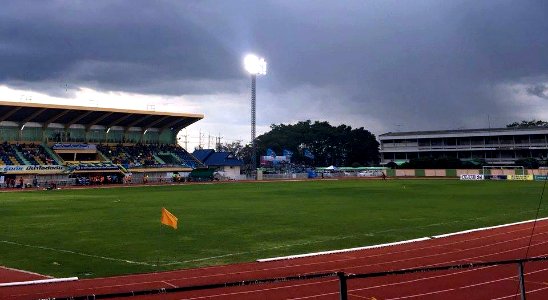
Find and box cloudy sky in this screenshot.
[1,0,547,149]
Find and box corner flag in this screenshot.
[161,207,178,230]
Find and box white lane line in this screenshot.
[175,279,338,300]
[387,287,457,300]
[162,281,177,288]
[383,265,548,300]
[0,265,53,279]
[258,238,432,262]
[0,277,78,287]
[433,217,548,238]
[58,224,548,294]
[13,220,548,300]
[259,217,548,262]
[491,286,548,300]
[292,264,548,300]
[159,211,547,266]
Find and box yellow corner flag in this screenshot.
[161,207,178,230]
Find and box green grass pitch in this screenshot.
[0,179,546,278]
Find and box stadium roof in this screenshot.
[380,127,548,138]
[192,149,243,167]
[0,101,204,130]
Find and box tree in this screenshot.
[218,141,253,172]
[255,120,380,167]
[506,120,548,128]
[514,158,540,169]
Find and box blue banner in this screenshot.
[266,148,276,158]
[283,149,293,158]
[304,149,315,159]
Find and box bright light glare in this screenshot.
[244,54,267,75]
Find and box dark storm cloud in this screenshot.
[526,85,548,99]
[1,0,547,132]
[0,1,243,94]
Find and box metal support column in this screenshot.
[337,272,347,300]
[250,74,257,172]
[518,262,527,300]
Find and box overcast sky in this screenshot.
[1,0,547,150]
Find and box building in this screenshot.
[193,149,243,180]
[379,127,548,165]
[0,101,205,186]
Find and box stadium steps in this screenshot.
[153,154,166,164]
[157,153,181,164]
[12,146,30,165]
[97,150,111,162]
[41,143,64,165]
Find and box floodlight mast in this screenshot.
[244,54,267,175]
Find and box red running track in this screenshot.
[0,267,50,284]
[2,220,548,299]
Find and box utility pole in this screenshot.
[182,130,188,150]
[198,129,202,150]
[216,133,223,151]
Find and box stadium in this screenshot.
[0,100,205,187]
[0,99,546,300]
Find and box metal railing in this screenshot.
[45,256,548,300]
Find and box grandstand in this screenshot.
[0,101,204,186]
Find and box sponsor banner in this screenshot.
[260,155,290,166]
[507,175,534,181]
[484,175,508,180]
[534,175,548,181]
[53,143,96,150]
[70,164,120,171]
[0,165,66,174]
[460,174,484,180]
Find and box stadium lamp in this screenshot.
[244,54,267,75]
[243,54,267,173]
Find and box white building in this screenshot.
[379,127,548,165]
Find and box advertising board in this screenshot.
[0,165,66,174]
[460,174,484,180]
[507,175,534,181]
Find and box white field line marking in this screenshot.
[258,217,548,262]
[88,244,548,300]
[433,216,548,238]
[0,265,53,279]
[0,240,155,266]
[0,277,78,287]
[84,222,548,288]
[261,223,548,278]
[23,238,548,300]
[159,211,545,266]
[258,238,431,262]
[12,217,545,300]
[161,252,250,266]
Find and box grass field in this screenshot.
[0,179,546,278]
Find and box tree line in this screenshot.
[218,120,380,168]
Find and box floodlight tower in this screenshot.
[244,54,267,172]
